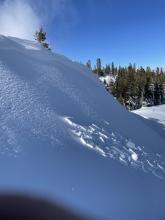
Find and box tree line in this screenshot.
[34,28,165,111]
[86,59,165,110]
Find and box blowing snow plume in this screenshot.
[0,0,40,40]
[0,0,72,40]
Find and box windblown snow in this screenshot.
[0,35,165,220]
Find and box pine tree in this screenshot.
[111,62,115,75]
[86,60,92,70]
[105,64,110,75]
[89,58,165,110]
[35,27,46,43]
[96,58,104,76]
[35,27,49,49]
[96,58,101,70]
[154,82,161,105]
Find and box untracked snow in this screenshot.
[0,36,165,220]
[133,105,165,127]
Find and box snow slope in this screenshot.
[133,105,165,142]
[133,105,165,127]
[0,35,165,220]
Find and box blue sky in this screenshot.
[0,0,164,68]
[46,0,165,68]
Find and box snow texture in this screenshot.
[0,35,165,220]
[133,105,165,127]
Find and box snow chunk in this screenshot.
[131,153,138,161]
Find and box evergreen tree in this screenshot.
[35,27,49,49]
[96,58,104,76]
[111,62,115,75]
[90,59,165,110]
[86,60,92,69]
[105,64,112,75]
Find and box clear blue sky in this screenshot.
[47,0,165,68]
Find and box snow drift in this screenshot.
[133,105,165,127]
[0,35,165,220]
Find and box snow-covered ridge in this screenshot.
[0,35,165,220]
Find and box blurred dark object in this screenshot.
[0,194,86,220]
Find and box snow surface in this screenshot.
[0,35,165,220]
[133,105,165,142]
[133,105,165,127]
[100,74,116,84]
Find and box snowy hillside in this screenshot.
[0,35,165,220]
[133,105,165,127]
[133,105,165,142]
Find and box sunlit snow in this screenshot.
[0,35,165,220]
